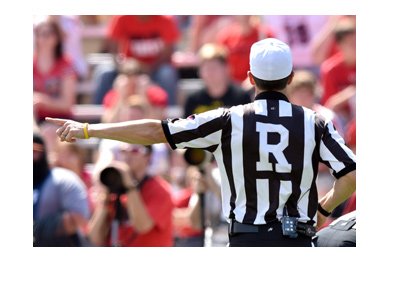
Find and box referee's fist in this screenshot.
[45,117,85,143]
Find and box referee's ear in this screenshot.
[247,71,256,86]
[287,71,295,85]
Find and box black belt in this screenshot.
[229,219,279,235]
[229,219,316,237]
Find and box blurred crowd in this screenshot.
[32,15,356,247]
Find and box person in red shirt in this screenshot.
[217,16,275,83]
[88,144,174,247]
[320,18,356,129]
[101,59,168,123]
[33,18,77,123]
[93,15,180,105]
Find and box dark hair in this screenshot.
[36,20,64,60]
[334,28,356,43]
[334,18,356,44]
[252,73,292,91]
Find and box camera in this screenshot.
[99,166,128,195]
[99,166,129,222]
[183,148,212,170]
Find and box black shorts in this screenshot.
[228,221,313,247]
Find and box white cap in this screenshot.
[249,38,293,81]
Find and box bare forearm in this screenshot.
[87,207,110,246]
[319,170,356,212]
[89,119,167,145]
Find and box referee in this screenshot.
[46,38,356,247]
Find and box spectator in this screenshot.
[311,16,356,66]
[97,93,170,179]
[101,59,168,123]
[341,119,356,215]
[93,15,180,105]
[48,15,89,79]
[172,164,221,247]
[53,141,92,190]
[33,17,77,124]
[320,18,356,129]
[33,132,90,246]
[287,69,344,136]
[262,15,329,72]
[187,16,234,53]
[88,145,174,246]
[184,43,251,117]
[101,60,148,123]
[217,15,275,83]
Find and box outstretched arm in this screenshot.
[45,117,167,145]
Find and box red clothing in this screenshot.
[110,176,174,247]
[345,119,356,148]
[33,56,76,121]
[107,15,180,65]
[172,188,203,238]
[103,85,168,109]
[217,24,275,82]
[320,52,356,106]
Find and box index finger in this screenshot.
[45,117,68,126]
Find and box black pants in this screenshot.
[228,221,313,247]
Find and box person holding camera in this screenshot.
[47,38,356,247]
[88,144,174,247]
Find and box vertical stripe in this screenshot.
[264,179,280,221]
[254,100,268,116]
[242,104,258,224]
[307,114,323,221]
[284,105,305,217]
[212,146,232,222]
[220,115,237,220]
[230,106,246,222]
[276,180,293,220]
[279,100,292,117]
[297,108,316,222]
[254,179,269,224]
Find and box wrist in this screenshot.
[318,203,332,217]
[83,123,90,139]
[126,183,140,194]
[87,123,96,138]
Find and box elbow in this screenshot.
[343,169,356,193]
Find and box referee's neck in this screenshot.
[254,87,288,97]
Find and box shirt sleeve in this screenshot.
[320,64,338,106]
[106,15,125,40]
[160,16,180,44]
[162,107,230,151]
[317,116,356,179]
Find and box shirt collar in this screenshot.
[254,91,290,102]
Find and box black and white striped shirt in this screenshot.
[162,91,356,225]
